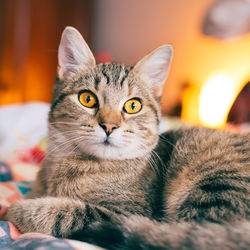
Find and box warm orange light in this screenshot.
[175,30,250,129]
[181,72,248,129]
[199,74,238,128]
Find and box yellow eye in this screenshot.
[124,99,142,114]
[78,91,97,108]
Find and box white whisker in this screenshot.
[159,135,177,149]
[45,135,91,159]
[49,121,80,125]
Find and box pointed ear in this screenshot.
[58,26,96,80]
[133,45,173,98]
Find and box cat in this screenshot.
[6,26,250,249]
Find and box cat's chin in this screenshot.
[81,142,152,161]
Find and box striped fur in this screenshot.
[6,27,250,249]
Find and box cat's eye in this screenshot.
[78,91,97,108]
[123,98,142,114]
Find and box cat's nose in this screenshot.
[99,123,119,136]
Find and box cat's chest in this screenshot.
[45,158,149,203]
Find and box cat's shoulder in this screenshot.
[158,126,249,157]
[160,126,249,142]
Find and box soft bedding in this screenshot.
[0,102,184,249]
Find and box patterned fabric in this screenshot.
[0,161,13,182]
[0,221,101,249]
[0,160,37,217]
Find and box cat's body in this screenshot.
[36,143,157,218]
[6,27,250,249]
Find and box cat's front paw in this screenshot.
[6,197,88,238]
[6,199,56,235]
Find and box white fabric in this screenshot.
[0,102,50,160]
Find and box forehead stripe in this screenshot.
[120,68,129,87]
[101,64,110,84]
[94,76,100,91]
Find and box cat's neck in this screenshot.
[100,155,151,172]
[85,153,152,174]
[46,151,152,176]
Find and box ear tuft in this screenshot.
[133,45,173,98]
[58,26,96,80]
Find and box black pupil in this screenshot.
[131,102,135,110]
[86,95,91,103]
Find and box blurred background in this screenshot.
[0,0,250,129]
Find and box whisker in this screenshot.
[48,129,95,139]
[49,131,81,137]
[45,138,79,158]
[151,150,166,176]
[65,137,86,157]
[148,155,159,176]
[159,135,177,149]
[45,135,91,158]
[49,121,80,125]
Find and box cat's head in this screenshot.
[48,26,173,160]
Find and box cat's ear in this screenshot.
[133,45,173,98]
[58,26,96,80]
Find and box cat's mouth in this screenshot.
[102,138,114,147]
[104,139,110,145]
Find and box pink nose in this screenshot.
[99,123,119,136]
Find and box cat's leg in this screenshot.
[6,197,117,238]
[32,159,52,197]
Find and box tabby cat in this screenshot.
[6,27,250,249]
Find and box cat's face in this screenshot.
[48,27,173,160]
